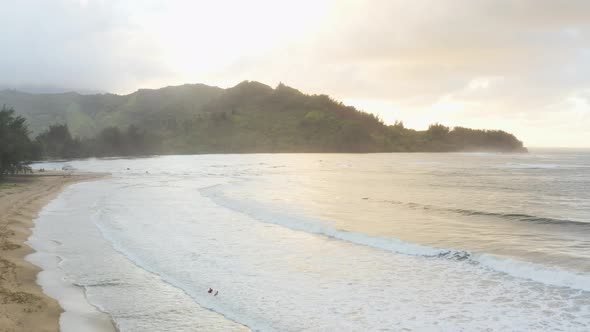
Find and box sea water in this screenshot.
[29,151,590,331]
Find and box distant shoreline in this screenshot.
[32,149,530,164]
[0,172,110,331]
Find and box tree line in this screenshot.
[35,123,152,159]
[1,96,526,177]
[0,105,153,176]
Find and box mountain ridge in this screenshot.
[0,81,527,154]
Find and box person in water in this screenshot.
[208,288,213,293]
[214,290,219,296]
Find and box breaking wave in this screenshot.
[201,185,590,292]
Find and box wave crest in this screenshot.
[384,200,588,227]
[202,185,590,292]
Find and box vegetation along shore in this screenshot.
[1,81,526,162]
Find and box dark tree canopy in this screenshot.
[0,106,36,176]
[36,124,81,159]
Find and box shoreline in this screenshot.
[0,172,114,332]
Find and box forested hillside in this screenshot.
[0,81,527,158]
[0,83,223,138]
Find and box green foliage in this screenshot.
[36,124,81,158]
[382,123,527,152]
[0,84,224,137]
[36,124,152,158]
[89,125,151,156]
[2,81,527,158]
[0,106,36,176]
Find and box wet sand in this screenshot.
[0,172,107,332]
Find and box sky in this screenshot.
[1,0,590,147]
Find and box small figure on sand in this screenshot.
[208,288,213,293]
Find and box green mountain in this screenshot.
[0,81,527,154]
[0,83,223,138]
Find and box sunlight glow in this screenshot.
[130,0,336,86]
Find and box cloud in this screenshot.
[1,0,589,146]
[0,0,172,91]
[272,0,590,146]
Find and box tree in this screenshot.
[426,123,450,141]
[124,125,150,155]
[36,124,81,159]
[96,126,123,156]
[0,106,35,177]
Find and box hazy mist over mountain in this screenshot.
[0,85,105,95]
[0,81,526,156]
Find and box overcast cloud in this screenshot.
[1,0,590,147]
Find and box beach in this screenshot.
[0,172,106,332]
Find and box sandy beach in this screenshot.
[0,172,106,332]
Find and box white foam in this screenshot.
[91,178,590,331]
[475,253,590,292]
[28,154,590,331]
[30,181,250,332]
[201,185,452,257]
[26,238,116,332]
[202,184,590,292]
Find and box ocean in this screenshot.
[29,150,590,331]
